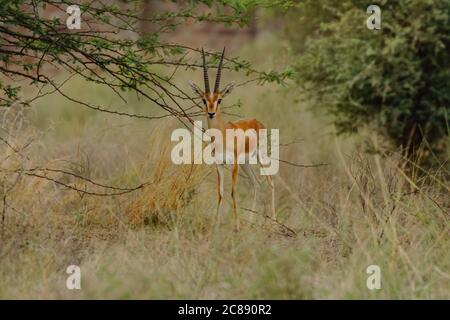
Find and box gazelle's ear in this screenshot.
[188,81,204,96]
[221,82,235,97]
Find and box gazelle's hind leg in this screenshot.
[257,154,276,221]
[241,163,259,220]
[216,164,224,221]
[266,175,276,220]
[231,162,240,231]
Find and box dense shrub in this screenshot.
[288,0,450,160]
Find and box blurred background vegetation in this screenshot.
[286,0,450,163]
[0,0,448,299]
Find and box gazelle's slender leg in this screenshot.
[241,164,258,219]
[231,162,240,231]
[216,164,224,220]
[258,149,276,220]
[266,175,276,220]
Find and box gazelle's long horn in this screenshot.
[201,48,210,93]
[214,47,225,93]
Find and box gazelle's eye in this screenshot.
[202,99,206,105]
[218,99,222,104]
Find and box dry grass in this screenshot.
[0,38,449,299]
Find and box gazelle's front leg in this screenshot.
[216,164,224,220]
[231,162,240,231]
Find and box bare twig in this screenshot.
[241,207,297,237]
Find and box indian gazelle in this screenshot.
[189,48,276,231]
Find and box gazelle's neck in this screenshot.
[207,112,225,132]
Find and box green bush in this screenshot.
[288,0,450,160]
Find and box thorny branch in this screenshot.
[0,0,293,126]
[0,167,153,197]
